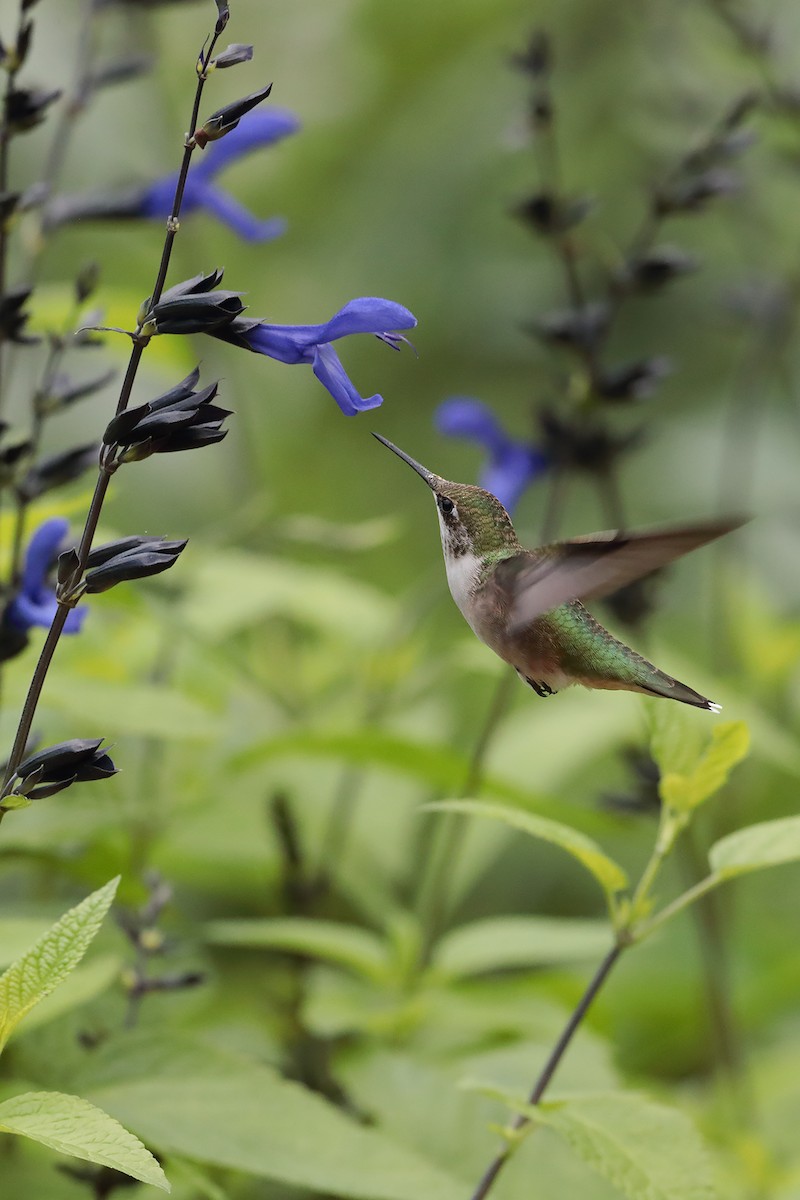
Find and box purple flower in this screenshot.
[140,108,300,242]
[5,519,86,634]
[216,297,417,415]
[435,397,549,512]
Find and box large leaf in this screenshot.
[0,878,119,1053]
[80,1032,465,1200]
[709,815,800,880]
[0,1091,168,1191]
[534,1092,716,1200]
[206,917,391,982]
[425,801,628,899]
[432,916,612,978]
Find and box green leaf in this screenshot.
[0,1090,169,1191]
[19,956,121,1036]
[535,1092,716,1200]
[709,815,800,879]
[659,721,750,812]
[649,702,707,780]
[43,677,218,740]
[431,916,612,978]
[206,918,391,982]
[425,801,628,899]
[0,878,119,1053]
[81,1032,465,1200]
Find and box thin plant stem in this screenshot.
[1,24,224,792]
[0,0,29,416]
[470,941,624,1200]
[416,665,517,960]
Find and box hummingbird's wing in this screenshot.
[507,517,747,629]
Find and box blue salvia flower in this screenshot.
[139,108,300,241]
[435,396,549,513]
[215,297,417,415]
[5,518,86,633]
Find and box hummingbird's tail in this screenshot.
[634,670,721,713]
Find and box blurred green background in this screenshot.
[1,0,800,1197]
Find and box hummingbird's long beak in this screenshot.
[372,433,436,489]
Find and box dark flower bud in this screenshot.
[104,368,230,459]
[126,970,205,997]
[144,290,245,337]
[0,287,38,344]
[538,406,641,473]
[618,245,697,293]
[511,30,551,77]
[214,0,230,33]
[600,747,661,816]
[5,86,61,133]
[596,357,672,403]
[75,262,101,304]
[0,436,32,487]
[37,369,115,416]
[0,619,29,664]
[654,168,739,215]
[0,191,20,223]
[10,738,117,801]
[138,268,224,326]
[195,83,272,148]
[514,192,594,237]
[17,443,97,502]
[212,43,253,69]
[535,303,609,352]
[81,535,187,594]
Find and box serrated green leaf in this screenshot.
[659,721,749,812]
[432,916,612,978]
[0,1090,169,1191]
[0,878,119,1053]
[425,801,628,899]
[535,1092,717,1200]
[709,815,800,879]
[205,918,391,982]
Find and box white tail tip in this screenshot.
[708,701,722,714]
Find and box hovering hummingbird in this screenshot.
[374,434,745,711]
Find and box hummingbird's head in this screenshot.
[372,434,520,559]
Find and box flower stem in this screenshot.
[470,941,624,1200]
[1,22,223,791]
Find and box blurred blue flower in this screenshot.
[5,519,86,634]
[435,396,549,512]
[218,297,418,415]
[140,108,300,242]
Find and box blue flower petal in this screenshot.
[481,447,543,513]
[435,397,506,454]
[195,184,287,243]
[192,108,301,180]
[244,323,314,365]
[317,298,417,343]
[312,344,382,416]
[6,519,87,634]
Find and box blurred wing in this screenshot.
[508,517,747,629]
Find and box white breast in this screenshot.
[436,505,482,628]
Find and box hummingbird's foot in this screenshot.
[516,670,555,698]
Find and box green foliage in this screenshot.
[0,1091,169,1192]
[709,815,800,879]
[0,877,119,1054]
[652,712,750,813]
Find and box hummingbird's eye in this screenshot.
[438,496,455,516]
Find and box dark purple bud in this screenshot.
[212,43,253,69]
[535,303,609,352]
[0,437,32,486]
[0,191,20,222]
[514,192,594,237]
[0,620,29,664]
[600,747,661,815]
[0,287,38,344]
[214,0,230,33]
[144,290,245,336]
[511,30,551,77]
[654,168,739,215]
[618,245,697,293]
[83,536,188,594]
[195,83,272,147]
[75,262,101,303]
[17,443,98,502]
[602,573,663,631]
[5,86,60,133]
[11,737,117,801]
[538,406,641,472]
[37,369,115,416]
[596,358,672,403]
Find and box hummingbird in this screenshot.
[374,434,745,711]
